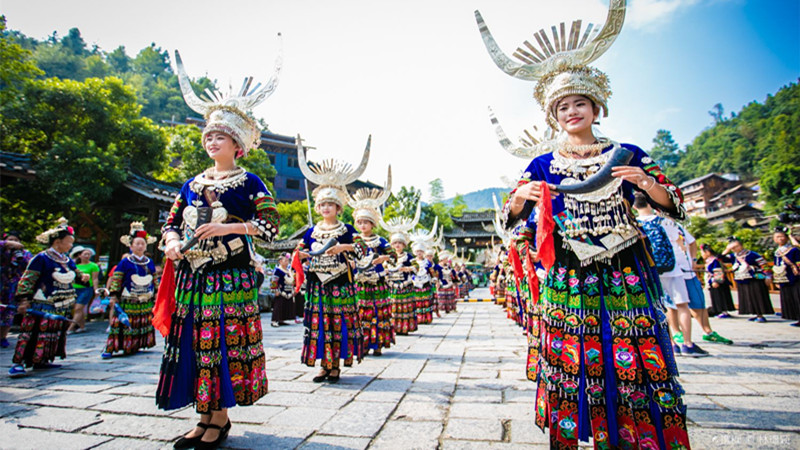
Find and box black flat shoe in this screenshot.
[327,370,340,383]
[312,369,330,383]
[195,420,231,450]
[173,422,209,449]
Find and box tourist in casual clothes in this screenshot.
[701,244,736,318]
[634,195,710,356]
[0,232,32,348]
[9,219,89,377]
[102,222,157,359]
[772,227,800,326]
[723,238,774,322]
[295,138,370,383]
[271,254,295,327]
[157,51,280,450]
[68,245,99,334]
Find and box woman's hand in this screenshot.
[194,223,236,240]
[372,255,390,266]
[326,244,351,256]
[16,300,30,315]
[80,273,90,283]
[165,240,183,261]
[712,282,719,289]
[611,166,658,191]
[511,181,557,206]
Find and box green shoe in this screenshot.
[672,332,684,344]
[702,331,733,345]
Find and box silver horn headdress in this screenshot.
[348,165,392,225]
[476,1,626,130]
[409,217,438,254]
[298,134,371,208]
[380,202,421,245]
[174,33,282,157]
[491,194,512,248]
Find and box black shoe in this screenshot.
[195,420,231,450]
[312,369,329,383]
[173,422,208,449]
[327,370,340,383]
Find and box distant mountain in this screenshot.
[443,187,508,211]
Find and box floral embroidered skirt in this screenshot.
[414,283,434,325]
[104,295,155,355]
[357,280,394,352]
[389,281,417,334]
[302,273,362,369]
[13,303,69,367]
[437,285,456,313]
[156,260,268,413]
[529,239,691,450]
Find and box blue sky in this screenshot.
[4,0,799,199]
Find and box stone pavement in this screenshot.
[0,291,798,449]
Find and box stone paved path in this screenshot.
[0,292,798,449]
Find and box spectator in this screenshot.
[68,246,100,333]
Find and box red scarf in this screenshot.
[536,181,556,272]
[152,258,176,337]
[291,250,305,293]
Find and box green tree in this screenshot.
[239,149,277,193]
[649,129,681,169]
[382,186,421,222]
[429,178,444,204]
[276,200,316,239]
[760,164,800,213]
[0,16,43,104]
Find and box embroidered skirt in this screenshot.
[104,295,155,355]
[530,238,690,449]
[736,280,774,316]
[357,280,394,352]
[156,259,268,413]
[389,281,417,334]
[12,303,69,367]
[437,285,456,313]
[301,273,362,369]
[414,283,434,325]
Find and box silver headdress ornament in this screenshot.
[489,106,557,160]
[348,165,392,225]
[492,194,512,248]
[120,221,158,247]
[409,217,438,254]
[380,202,421,245]
[36,217,74,244]
[175,33,282,157]
[297,134,371,208]
[476,1,626,130]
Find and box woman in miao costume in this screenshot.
[426,230,446,316]
[771,227,800,326]
[409,219,438,325]
[435,252,457,313]
[348,167,395,356]
[380,205,421,335]
[294,136,370,383]
[722,237,773,322]
[477,0,691,447]
[8,219,89,377]
[156,46,281,449]
[102,222,158,359]
[699,244,735,319]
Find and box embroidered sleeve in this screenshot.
[162,182,189,238]
[351,234,367,260]
[248,176,280,243]
[16,254,46,300]
[108,266,126,297]
[633,146,686,221]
